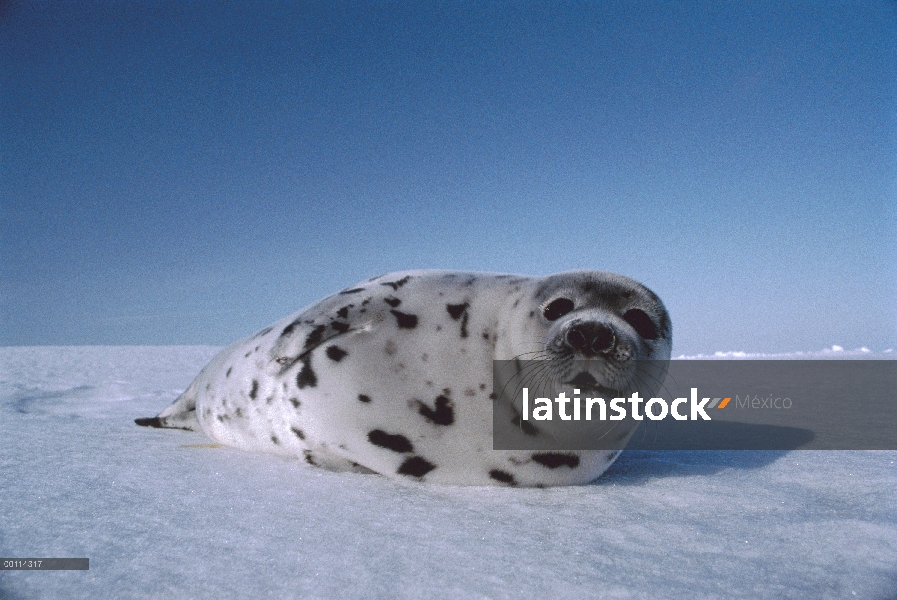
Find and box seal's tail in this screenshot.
[134,380,201,432]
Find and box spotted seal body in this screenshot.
[137,270,671,486]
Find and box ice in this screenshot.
[677,347,896,360]
[1,346,895,599]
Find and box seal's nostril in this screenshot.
[566,323,615,355]
[565,327,587,351]
[591,327,615,354]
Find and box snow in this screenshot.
[1,346,895,599]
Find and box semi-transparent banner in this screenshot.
[492,360,897,450]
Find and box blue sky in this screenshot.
[2,1,895,354]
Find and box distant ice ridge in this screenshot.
[675,346,895,360]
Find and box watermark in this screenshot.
[519,388,796,422]
[1,558,89,570]
[493,359,896,450]
[521,388,743,421]
[734,395,792,409]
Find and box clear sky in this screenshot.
[2,1,895,354]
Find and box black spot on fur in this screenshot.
[304,450,318,465]
[416,395,455,426]
[511,415,539,436]
[445,303,470,338]
[390,310,418,329]
[368,429,413,453]
[380,275,411,291]
[289,397,300,408]
[225,367,232,378]
[235,407,243,417]
[339,287,366,295]
[326,345,348,362]
[303,324,327,351]
[249,380,259,400]
[135,417,163,428]
[397,456,436,478]
[532,452,580,469]
[281,318,303,338]
[446,302,468,320]
[291,427,305,440]
[336,305,352,319]
[358,394,372,403]
[384,296,401,307]
[297,357,317,389]
[489,469,516,485]
[331,321,350,333]
[271,435,280,445]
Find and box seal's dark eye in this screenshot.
[542,298,574,321]
[623,309,658,340]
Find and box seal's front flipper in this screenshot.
[135,383,201,432]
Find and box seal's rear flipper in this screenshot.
[134,413,198,431]
[135,384,201,432]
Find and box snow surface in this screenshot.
[1,346,895,599]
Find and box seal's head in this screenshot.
[533,271,672,394]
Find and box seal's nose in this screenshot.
[565,323,616,356]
